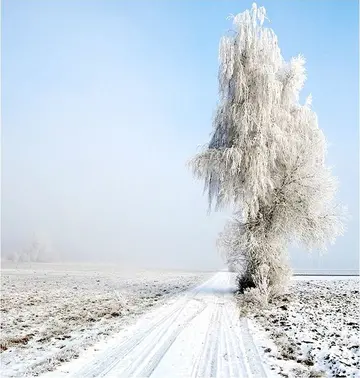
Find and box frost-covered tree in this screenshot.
[189,4,346,295]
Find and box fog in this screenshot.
[1,69,228,269]
[2,1,358,271]
[1,113,227,269]
[1,1,228,270]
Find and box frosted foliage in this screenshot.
[189,3,346,291]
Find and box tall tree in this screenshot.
[189,3,346,295]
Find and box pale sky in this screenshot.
[2,1,359,271]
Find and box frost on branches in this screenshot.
[189,4,346,298]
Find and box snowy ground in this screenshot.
[41,271,272,378]
[2,263,358,378]
[249,276,360,378]
[0,263,212,377]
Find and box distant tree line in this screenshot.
[3,233,55,263]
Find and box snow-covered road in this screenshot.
[47,272,270,378]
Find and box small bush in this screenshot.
[236,273,256,294]
[237,287,269,316]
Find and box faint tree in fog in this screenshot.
[5,232,55,263]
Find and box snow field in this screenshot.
[0,264,212,377]
[249,278,360,378]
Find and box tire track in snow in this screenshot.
[125,301,207,377]
[190,295,221,378]
[73,276,218,378]
[222,304,249,377]
[75,303,185,377]
[237,316,268,378]
[218,305,229,378]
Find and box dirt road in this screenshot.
[46,272,269,377]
